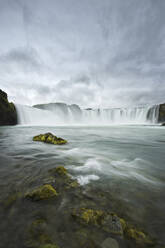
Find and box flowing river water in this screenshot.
[0,124,165,247]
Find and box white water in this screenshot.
[16,103,160,125]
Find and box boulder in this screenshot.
[33,133,67,145]
[0,89,17,125]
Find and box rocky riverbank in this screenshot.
[0,89,17,125]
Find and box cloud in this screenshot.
[0,0,165,107]
[0,46,42,72]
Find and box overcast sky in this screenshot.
[0,0,165,108]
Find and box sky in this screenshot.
[0,0,165,108]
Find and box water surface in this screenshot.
[0,125,165,245]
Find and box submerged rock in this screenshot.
[0,89,17,125]
[124,227,152,244]
[49,166,80,191]
[25,184,58,201]
[120,218,153,245]
[33,133,67,145]
[52,166,68,176]
[101,237,119,248]
[72,208,123,235]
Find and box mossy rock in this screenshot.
[124,227,152,244]
[25,184,58,201]
[0,89,17,125]
[72,208,123,235]
[72,208,105,225]
[33,133,67,145]
[52,166,68,176]
[120,218,153,245]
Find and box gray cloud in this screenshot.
[0,0,165,108]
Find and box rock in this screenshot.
[102,213,123,235]
[49,166,80,191]
[124,227,151,244]
[72,208,123,235]
[52,166,68,176]
[33,133,67,145]
[0,89,17,125]
[158,104,165,122]
[161,123,165,126]
[101,238,119,248]
[25,184,58,201]
[72,208,105,226]
[120,218,153,245]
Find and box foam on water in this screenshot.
[73,158,102,172]
[76,174,100,185]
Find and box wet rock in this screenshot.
[101,238,119,248]
[72,208,123,235]
[72,208,104,225]
[124,227,151,244]
[120,218,153,245]
[25,184,58,201]
[161,123,165,126]
[51,166,68,176]
[33,133,67,145]
[49,166,80,190]
[102,213,123,235]
[158,104,165,122]
[0,89,17,125]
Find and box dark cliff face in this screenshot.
[0,89,17,126]
[158,104,165,122]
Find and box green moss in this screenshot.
[54,166,67,176]
[72,208,104,226]
[25,184,58,201]
[125,227,149,243]
[33,133,67,145]
[120,218,127,231]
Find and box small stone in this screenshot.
[101,238,119,248]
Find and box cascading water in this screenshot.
[16,103,160,125]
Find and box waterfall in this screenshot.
[16,103,160,125]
